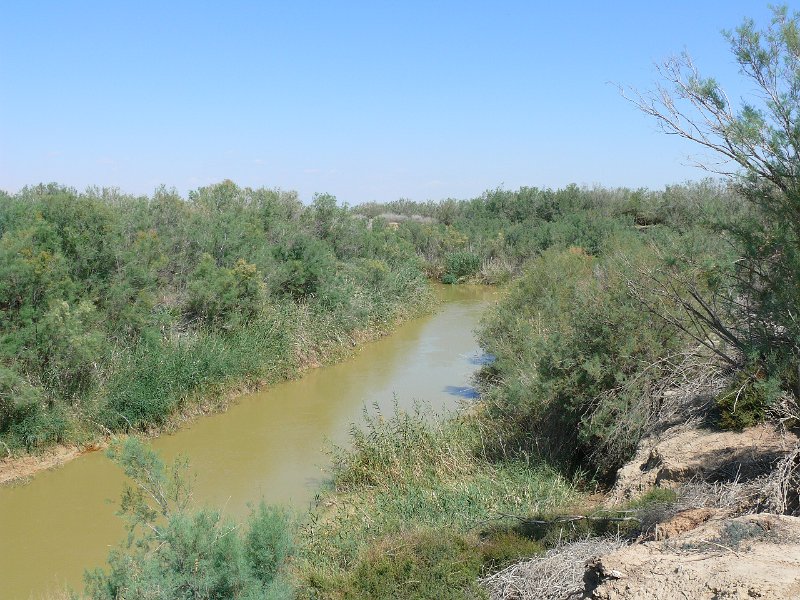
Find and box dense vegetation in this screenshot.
[293,8,800,598]
[0,182,433,451]
[15,176,788,599]
[85,438,294,600]
[293,179,754,598]
[13,7,800,600]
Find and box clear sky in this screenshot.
[0,1,781,204]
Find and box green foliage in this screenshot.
[102,313,291,430]
[84,439,294,600]
[479,241,683,477]
[634,5,800,407]
[354,182,723,285]
[29,300,107,400]
[336,531,487,600]
[442,251,481,282]
[245,503,294,586]
[0,215,73,318]
[104,229,167,338]
[715,520,771,549]
[187,254,264,328]
[273,236,335,300]
[0,181,435,450]
[0,366,40,434]
[0,366,70,449]
[627,487,679,509]
[715,360,786,430]
[298,404,576,594]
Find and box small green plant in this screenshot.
[335,530,487,600]
[627,487,678,509]
[476,528,545,569]
[684,519,773,553]
[716,520,769,550]
[715,365,780,431]
[83,438,294,600]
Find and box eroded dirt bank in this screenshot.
[484,424,800,600]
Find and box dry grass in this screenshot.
[760,443,800,516]
[634,441,800,539]
[480,536,626,600]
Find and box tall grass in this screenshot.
[100,273,434,433]
[296,403,578,598]
[101,309,294,430]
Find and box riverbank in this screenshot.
[480,421,800,599]
[0,442,90,485]
[292,358,800,599]
[0,283,439,486]
[293,401,583,599]
[0,284,493,600]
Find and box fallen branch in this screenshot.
[481,535,627,600]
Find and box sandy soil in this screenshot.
[608,423,798,505]
[0,442,105,485]
[586,513,800,599]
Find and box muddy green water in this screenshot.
[0,285,496,599]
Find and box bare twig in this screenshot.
[481,536,627,600]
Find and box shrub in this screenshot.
[246,503,294,585]
[186,254,265,328]
[84,439,294,600]
[340,530,486,600]
[272,236,335,300]
[478,241,683,478]
[716,363,780,431]
[0,366,41,434]
[442,251,481,282]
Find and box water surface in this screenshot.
[0,284,495,598]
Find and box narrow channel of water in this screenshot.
[0,284,496,599]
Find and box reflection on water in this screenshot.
[0,284,497,599]
[443,385,480,399]
[468,352,496,365]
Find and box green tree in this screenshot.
[29,300,107,401]
[627,5,800,378]
[0,216,73,320]
[104,229,167,338]
[479,243,683,476]
[186,254,265,328]
[84,438,293,600]
[272,236,334,301]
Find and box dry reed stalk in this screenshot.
[760,443,800,515]
[480,536,626,600]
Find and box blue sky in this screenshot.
[0,1,781,204]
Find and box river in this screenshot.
[0,284,495,599]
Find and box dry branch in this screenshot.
[481,536,626,600]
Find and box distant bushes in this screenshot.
[355,181,734,285]
[0,181,433,451]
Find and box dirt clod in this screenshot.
[608,424,797,505]
[585,513,800,599]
